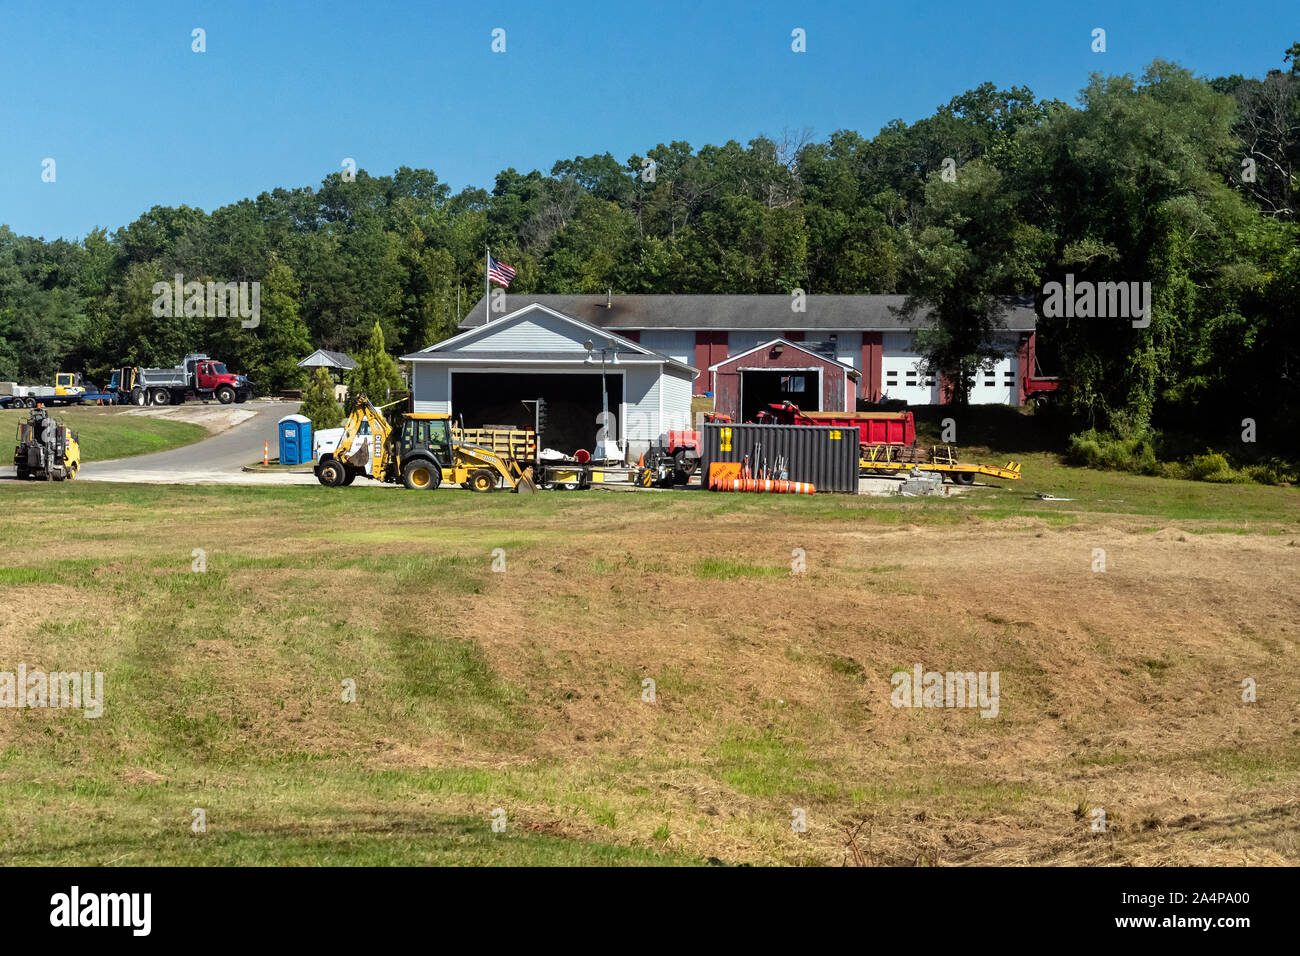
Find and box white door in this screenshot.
[967,355,1016,405]
[880,354,938,405]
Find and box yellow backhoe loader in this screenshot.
[313,396,535,493]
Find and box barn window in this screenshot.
[780,375,805,393]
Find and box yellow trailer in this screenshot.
[860,444,1022,485]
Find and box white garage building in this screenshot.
[452,293,1043,406]
[401,303,696,463]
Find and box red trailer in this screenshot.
[754,402,916,447]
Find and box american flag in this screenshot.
[487,253,516,287]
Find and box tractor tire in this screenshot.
[216,386,236,405]
[24,397,37,409]
[673,450,698,482]
[316,459,346,487]
[402,460,440,490]
[340,468,357,486]
[952,472,976,485]
[152,388,171,406]
[468,468,497,492]
[15,467,29,481]
[132,387,146,406]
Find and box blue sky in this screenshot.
[1,0,1294,240]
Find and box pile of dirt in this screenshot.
[118,404,261,433]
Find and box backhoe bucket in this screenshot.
[513,466,537,495]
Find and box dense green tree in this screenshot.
[1024,61,1257,431]
[898,160,1049,405]
[300,365,343,430]
[344,320,404,412]
[0,50,1296,460]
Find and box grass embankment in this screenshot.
[0,407,207,462]
[0,477,1296,865]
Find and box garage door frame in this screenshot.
[449,367,627,447]
[737,366,823,421]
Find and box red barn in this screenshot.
[708,339,860,422]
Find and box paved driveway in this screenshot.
[1,401,325,486]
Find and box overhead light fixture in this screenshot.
[773,343,785,356]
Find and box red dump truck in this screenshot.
[754,402,916,447]
[108,354,254,406]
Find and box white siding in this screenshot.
[834,331,862,369]
[728,331,772,355]
[448,309,592,353]
[622,365,660,442]
[660,369,694,434]
[411,363,450,413]
[637,330,693,366]
[882,331,917,353]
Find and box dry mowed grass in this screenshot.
[0,479,1296,866]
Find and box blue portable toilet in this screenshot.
[278,414,312,466]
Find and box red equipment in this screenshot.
[1022,374,1059,403]
[648,412,735,486]
[754,402,916,447]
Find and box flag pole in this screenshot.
[485,244,490,323]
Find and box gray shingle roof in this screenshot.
[459,294,1039,332]
[402,350,670,363]
[402,304,698,375]
[298,349,357,369]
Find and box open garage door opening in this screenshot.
[740,370,819,422]
[452,372,623,458]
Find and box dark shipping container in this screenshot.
[700,422,860,494]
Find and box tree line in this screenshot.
[1,48,1296,457]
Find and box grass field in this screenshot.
[0,460,1296,866]
[1,407,208,462]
